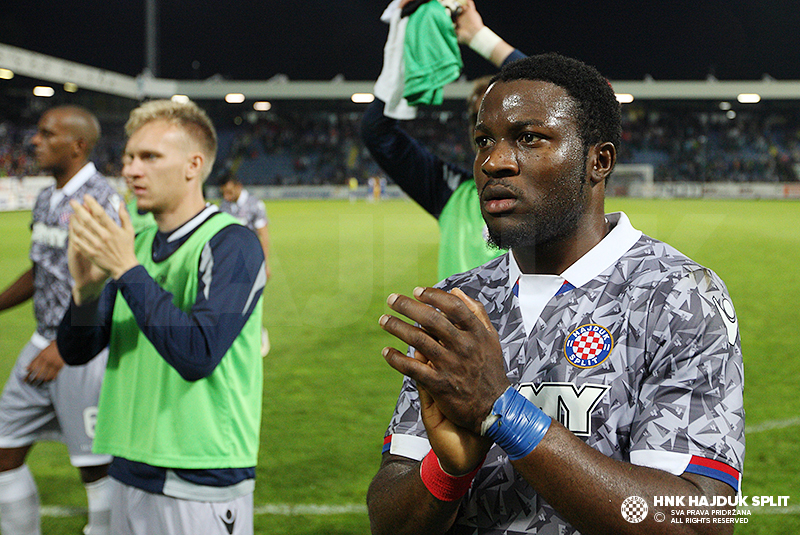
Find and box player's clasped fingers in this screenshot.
[69,220,90,253]
[386,292,462,346]
[413,287,489,335]
[71,200,112,245]
[83,194,117,229]
[379,344,439,390]
[69,199,92,226]
[378,312,450,365]
[69,201,104,242]
[69,216,102,256]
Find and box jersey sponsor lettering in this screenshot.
[31,222,68,249]
[29,172,119,339]
[519,382,609,436]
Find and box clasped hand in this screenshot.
[68,195,138,303]
[380,287,510,474]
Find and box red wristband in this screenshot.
[419,449,483,502]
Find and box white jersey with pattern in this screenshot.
[383,212,745,535]
[219,189,268,232]
[29,163,120,340]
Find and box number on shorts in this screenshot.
[83,407,99,439]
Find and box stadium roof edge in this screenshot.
[4,43,800,101]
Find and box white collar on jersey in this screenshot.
[165,203,220,243]
[507,212,642,335]
[236,189,250,206]
[50,162,97,210]
[561,211,642,288]
[508,211,642,290]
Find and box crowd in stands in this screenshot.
[3,101,800,185]
[215,109,370,186]
[619,104,800,182]
[0,117,126,179]
[0,120,34,178]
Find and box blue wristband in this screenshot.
[483,387,551,460]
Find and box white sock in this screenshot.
[84,476,111,535]
[0,465,40,535]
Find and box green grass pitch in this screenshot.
[0,197,797,534]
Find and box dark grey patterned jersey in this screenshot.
[219,189,268,232]
[29,163,121,340]
[382,212,745,535]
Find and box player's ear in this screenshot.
[72,136,88,159]
[185,152,205,182]
[588,142,616,184]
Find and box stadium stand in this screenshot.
[3,98,800,186]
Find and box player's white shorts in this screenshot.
[109,478,254,535]
[0,334,112,467]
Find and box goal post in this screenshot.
[608,163,654,197]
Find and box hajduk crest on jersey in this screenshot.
[564,324,614,368]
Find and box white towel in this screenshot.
[380,0,401,23]
[374,1,418,120]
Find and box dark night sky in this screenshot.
[3,0,800,83]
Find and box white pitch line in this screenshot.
[41,506,85,518]
[42,503,368,518]
[743,504,800,516]
[253,503,367,516]
[747,417,800,434]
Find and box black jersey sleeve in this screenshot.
[360,98,472,218]
[57,284,117,365]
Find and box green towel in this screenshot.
[403,1,463,106]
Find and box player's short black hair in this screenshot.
[218,172,241,187]
[491,53,622,154]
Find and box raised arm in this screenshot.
[454,0,516,67]
[360,99,470,218]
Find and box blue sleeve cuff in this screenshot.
[501,49,527,67]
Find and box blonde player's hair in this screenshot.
[125,99,218,180]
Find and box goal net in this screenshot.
[608,164,654,197]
